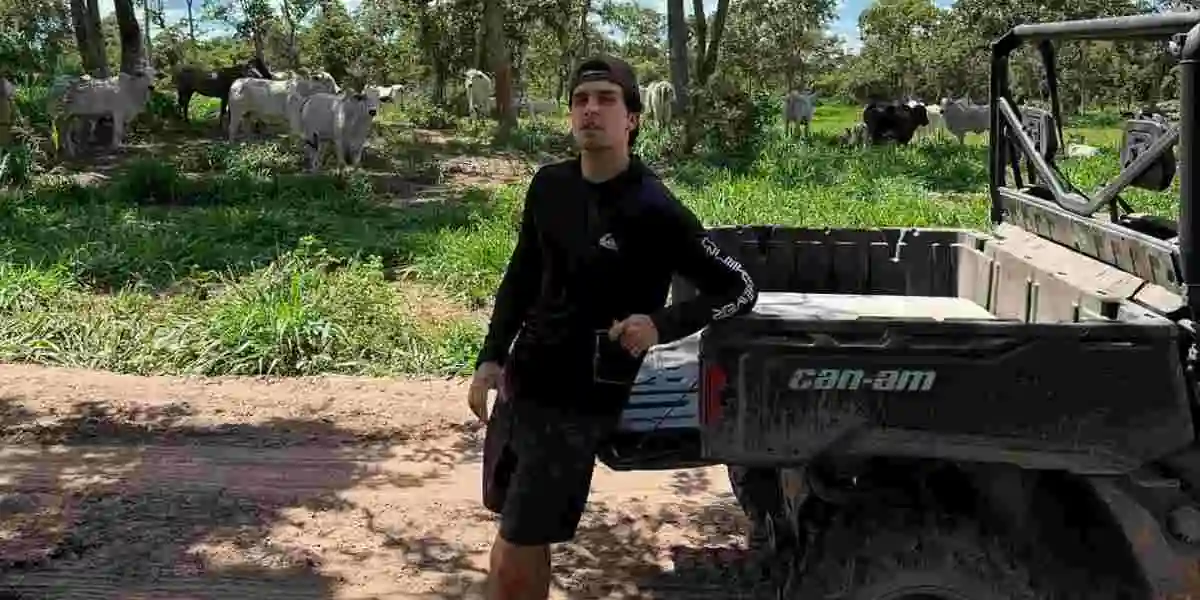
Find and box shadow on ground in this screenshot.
[0,385,762,598]
[404,488,767,599]
[0,394,461,598]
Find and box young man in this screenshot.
[466,55,758,600]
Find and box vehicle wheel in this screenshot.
[786,506,1045,600]
[728,465,787,550]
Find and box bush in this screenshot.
[401,94,459,130]
[0,139,36,187]
[694,75,776,167]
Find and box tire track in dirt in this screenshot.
[0,364,770,599]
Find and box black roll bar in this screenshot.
[989,13,1200,315]
[1180,22,1199,315]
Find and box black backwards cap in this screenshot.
[569,55,643,113]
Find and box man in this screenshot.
[466,55,758,600]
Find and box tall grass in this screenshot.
[0,94,1182,377]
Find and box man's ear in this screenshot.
[629,112,640,131]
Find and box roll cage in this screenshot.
[988,12,1200,317]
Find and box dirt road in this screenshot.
[0,364,761,599]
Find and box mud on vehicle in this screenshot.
[600,12,1200,600]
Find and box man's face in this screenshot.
[570,79,637,152]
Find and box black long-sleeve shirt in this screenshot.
[476,156,758,411]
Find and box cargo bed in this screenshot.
[601,224,1194,474]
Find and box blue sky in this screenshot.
[634,0,868,51]
[97,0,912,53]
[633,0,958,51]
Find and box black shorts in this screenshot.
[482,397,621,546]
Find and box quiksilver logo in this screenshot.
[599,233,618,251]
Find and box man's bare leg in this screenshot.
[486,533,552,600]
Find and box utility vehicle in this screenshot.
[601,12,1200,599]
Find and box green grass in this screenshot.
[0,97,1183,378]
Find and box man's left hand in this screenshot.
[609,314,659,356]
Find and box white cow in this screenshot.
[519,96,558,117]
[465,69,493,118]
[272,70,340,92]
[940,97,990,143]
[644,80,674,126]
[295,87,389,172]
[370,84,404,101]
[906,99,945,142]
[783,90,817,137]
[1066,143,1099,158]
[226,74,338,140]
[48,74,94,148]
[49,68,156,156]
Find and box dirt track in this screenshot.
[0,364,762,599]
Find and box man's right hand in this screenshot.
[468,361,504,422]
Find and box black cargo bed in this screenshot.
[685,225,1194,474]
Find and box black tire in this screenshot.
[728,465,787,549]
[787,505,1046,600]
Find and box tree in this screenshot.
[666,0,688,115]
[721,0,838,92]
[204,0,274,65]
[597,0,667,79]
[857,0,939,96]
[311,0,359,83]
[113,0,145,73]
[483,0,516,135]
[676,0,733,153]
[70,0,108,76]
[279,0,318,68]
[0,0,73,76]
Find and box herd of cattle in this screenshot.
[785,91,995,146]
[0,60,1185,173]
[36,60,407,171]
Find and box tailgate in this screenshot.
[600,332,715,471]
[699,297,1194,474]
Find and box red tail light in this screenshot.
[701,361,726,426]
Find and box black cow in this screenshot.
[862,99,929,145]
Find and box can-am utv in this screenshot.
[601,11,1200,599]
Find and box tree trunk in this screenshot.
[552,0,570,102]
[113,0,145,74]
[667,0,688,118]
[695,0,730,85]
[484,0,516,136]
[474,25,487,72]
[186,0,195,43]
[681,0,730,153]
[434,61,446,107]
[71,0,108,76]
[576,0,590,62]
[280,0,298,68]
[252,32,265,65]
[692,0,707,77]
[143,0,152,56]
